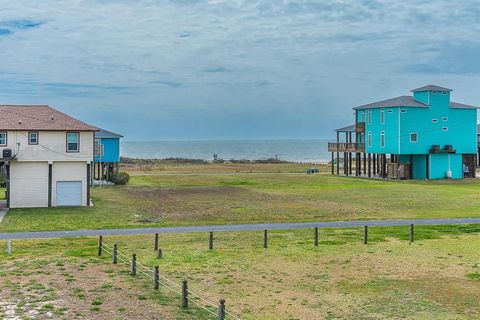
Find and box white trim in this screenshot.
[409,132,418,143]
[368,131,372,147]
[380,131,385,148]
[380,109,385,124]
[367,109,372,124]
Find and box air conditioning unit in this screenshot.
[2,149,12,159]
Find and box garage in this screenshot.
[9,162,49,208]
[56,181,82,206]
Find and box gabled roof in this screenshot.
[334,124,355,132]
[411,85,452,92]
[0,105,98,131]
[354,96,428,110]
[95,128,123,139]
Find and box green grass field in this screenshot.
[2,170,480,232]
[1,227,480,319]
[2,165,480,319]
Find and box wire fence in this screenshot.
[100,241,241,320]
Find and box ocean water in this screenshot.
[121,139,331,163]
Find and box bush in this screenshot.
[114,172,130,185]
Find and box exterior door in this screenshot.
[56,181,82,206]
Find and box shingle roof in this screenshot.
[450,101,478,109]
[0,105,98,131]
[95,128,123,139]
[354,96,428,110]
[334,124,355,132]
[411,85,452,92]
[354,95,478,110]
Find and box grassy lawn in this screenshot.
[1,227,480,319]
[2,168,480,232]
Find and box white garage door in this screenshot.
[10,162,49,208]
[56,181,82,206]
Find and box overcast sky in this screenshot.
[0,0,479,140]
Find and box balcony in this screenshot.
[328,142,365,153]
[355,122,365,133]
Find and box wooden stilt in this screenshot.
[368,153,372,178]
[331,152,334,175]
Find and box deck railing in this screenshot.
[327,142,365,153]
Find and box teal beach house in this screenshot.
[93,128,123,182]
[328,85,478,179]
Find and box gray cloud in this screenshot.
[0,1,479,140]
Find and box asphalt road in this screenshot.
[1,218,480,240]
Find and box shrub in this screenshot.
[115,172,130,185]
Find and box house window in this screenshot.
[387,110,393,113]
[432,119,438,123]
[442,117,448,121]
[361,112,365,122]
[380,131,385,147]
[367,110,372,124]
[410,132,418,143]
[368,131,372,147]
[400,109,406,113]
[28,131,38,145]
[0,132,6,146]
[380,109,385,124]
[442,127,448,132]
[66,132,79,152]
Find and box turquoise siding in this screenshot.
[364,107,399,154]
[411,155,426,179]
[95,138,120,163]
[354,88,477,180]
[413,91,430,105]
[429,154,462,179]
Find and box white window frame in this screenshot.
[361,112,365,122]
[0,131,6,146]
[432,119,438,123]
[442,117,448,122]
[442,127,448,132]
[66,132,80,153]
[368,131,372,147]
[380,131,385,147]
[368,110,372,124]
[380,109,385,124]
[410,132,418,143]
[28,131,38,145]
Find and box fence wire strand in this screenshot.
[101,241,240,319]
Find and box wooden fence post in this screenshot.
[209,232,214,250]
[131,254,137,275]
[154,233,159,251]
[263,230,268,249]
[314,227,319,247]
[7,239,11,256]
[182,280,188,308]
[218,299,226,320]
[157,248,163,259]
[410,224,414,243]
[98,235,103,256]
[154,266,159,290]
[364,226,368,245]
[113,242,118,264]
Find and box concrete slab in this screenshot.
[0,208,9,223]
